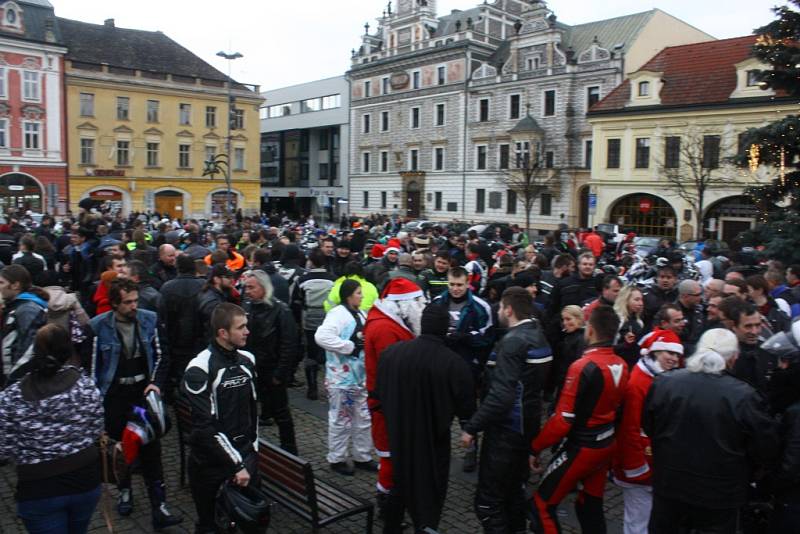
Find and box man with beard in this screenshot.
[363,277,426,522]
[376,304,475,533]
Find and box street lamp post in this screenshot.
[214,50,242,217]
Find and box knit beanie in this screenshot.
[421,303,450,337]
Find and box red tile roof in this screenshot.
[590,35,764,113]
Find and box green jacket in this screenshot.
[324,275,378,312]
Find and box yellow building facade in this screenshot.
[60,18,263,218]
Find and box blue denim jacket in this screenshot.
[90,309,166,395]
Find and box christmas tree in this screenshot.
[741,0,800,262]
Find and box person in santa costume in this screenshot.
[613,328,682,534]
[363,277,426,525]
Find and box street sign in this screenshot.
[588,193,597,215]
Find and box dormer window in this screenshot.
[731,58,774,99]
[2,2,22,31]
[746,70,761,87]
[638,81,650,97]
[626,70,663,107]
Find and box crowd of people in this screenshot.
[0,207,799,534]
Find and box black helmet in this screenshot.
[215,482,271,533]
[143,390,170,439]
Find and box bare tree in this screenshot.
[497,146,562,239]
[657,131,735,240]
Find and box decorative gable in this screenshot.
[472,62,497,80]
[577,38,611,64]
[143,127,163,136]
[626,69,663,107]
[730,57,774,99]
[176,129,195,138]
[113,124,133,133]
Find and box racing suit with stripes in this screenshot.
[182,341,258,533]
[530,344,629,534]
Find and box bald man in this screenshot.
[704,279,725,300]
[677,279,704,354]
[150,244,178,289]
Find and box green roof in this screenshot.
[509,114,544,134]
[562,10,656,55]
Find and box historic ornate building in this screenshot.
[347,0,712,232]
[0,0,67,215]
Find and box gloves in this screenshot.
[350,332,365,356]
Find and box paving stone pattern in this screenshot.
[1,389,623,533]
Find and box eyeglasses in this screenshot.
[687,292,702,297]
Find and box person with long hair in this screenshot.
[614,285,646,368]
[0,324,104,533]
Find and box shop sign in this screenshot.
[639,198,652,214]
[88,169,126,177]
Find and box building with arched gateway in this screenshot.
[588,36,783,243]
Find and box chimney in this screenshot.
[104,18,115,27]
[44,18,55,42]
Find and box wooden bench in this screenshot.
[256,438,374,533]
[174,395,193,487]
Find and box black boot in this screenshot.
[376,491,389,521]
[148,480,183,530]
[382,492,406,534]
[305,367,318,400]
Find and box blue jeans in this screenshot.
[17,486,101,534]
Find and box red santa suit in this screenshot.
[364,278,422,493]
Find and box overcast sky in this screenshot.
[54,0,783,91]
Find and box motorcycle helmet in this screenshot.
[760,319,800,362]
[144,390,170,439]
[215,482,271,533]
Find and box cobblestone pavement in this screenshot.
[1,389,623,533]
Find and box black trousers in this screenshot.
[103,383,163,486]
[474,428,529,534]
[258,374,296,454]
[188,451,258,533]
[304,330,324,366]
[649,493,738,534]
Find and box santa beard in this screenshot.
[387,297,426,336]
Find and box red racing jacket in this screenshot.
[532,345,629,453]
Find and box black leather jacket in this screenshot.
[767,366,800,502]
[464,319,551,441]
[642,286,679,328]
[158,274,205,354]
[243,298,299,385]
[643,369,780,508]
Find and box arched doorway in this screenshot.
[609,193,677,238]
[210,190,238,216]
[154,190,184,218]
[90,189,124,215]
[406,180,421,218]
[578,186,589,228]
[703,196,757,243]
[0,173,43,214]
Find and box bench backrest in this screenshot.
[256,438,318,524]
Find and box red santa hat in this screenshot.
[370,243,386,259]
[381,277,423,301]
[639,328,683,356]
[387,238,402,249]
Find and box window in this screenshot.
[410,107,420,129]
[179,103,191,125]
[437,66,446,85]
[116,140,130,165]
[147,100,159,122]
[319,163,329,180]
[80,138,94,164]
[321,94,341,109]
[206,106,217,128]
[381,191,387,209]
[80,93,94,116]
[545,151,554,168]
[507,190,517,214]
[584,140,593,169]
[434,147,444,170]
[499,144,510,169]
[205,145,216,163]
[267,104,291,118]
[489,192,502,209]
[476,189,485,213]
[116,97,130,120]
[540,193,552,216]
[543,90,556,116]
[526,56,540,70]
[665,137,681,168]
[362,113,371,134]
[319,130,329,150]
[146,142,159,167]
[234,148,245,170]
[635,138,650,169]
[409,149,419,171]
[587,86,600,108]
[24,122,40,150]
[382,76,390,95]
[702,135,721,169]
[515,141,530,168]
[22,71,39,101]
[746,70,761,87]
[364,80,371,97]
[178,144,191,168]
[447,202,458,212]
[300,98,321,113]
[476,145,487,170]
[607,139,621,168]
[363,190,369,208]
[232,109,244,130]
[638,81,650,97]
[412,70,420,89]
[0,67,6,98]
[479,98,489,122]
[435,191,442,210]
[0,119,6,148]
[362,152,371,173]
[435,103,445,126]
[381,110,389,132]
[509,94,521,119]
[380,150,389,172]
